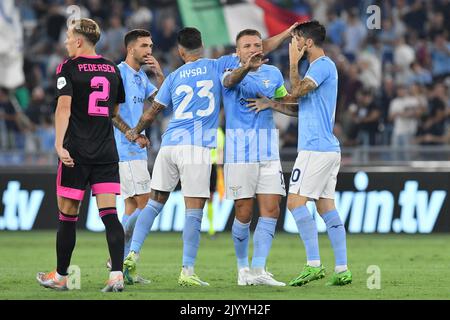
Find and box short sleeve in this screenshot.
[145,76,157,99]
[154,74,172,108]
[221,70,233,86]
[55,60,73,98]
[305,59,330,87]
[215,54,239,75]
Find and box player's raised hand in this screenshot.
[289,37,306,64]
[56,147,74,167]
[135,134,151,148]
[144,55,163,75]
[246,93,272,113]
[288,22,300,37]
[245,52,269,70]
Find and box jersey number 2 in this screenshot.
[174,80,214,119]
[88,76,110,117]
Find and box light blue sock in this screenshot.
[121,214,130,226]
[182,209,203,267]
[129,200,163,253]
[123,209,140,259]
[251,217,277,269]
[321,210,347,266]
[291,206,320,262]
[124,208,142,236]
[232,218,250,269]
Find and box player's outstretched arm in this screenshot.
[129,101,165,138]
[247,94,298,117]
[262,22,299,55]
[223,52,268,88]
[289,37,317,98]
[55,96,74,167]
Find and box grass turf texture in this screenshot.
[0,231,448,300]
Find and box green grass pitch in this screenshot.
[0,231,449,300]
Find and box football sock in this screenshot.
[124,208,141,236]
[100,207,124,272]
[291,205,321,263]
[321,210,348,268]
[123,208,141,258]
[56,211,78,276]
[232,218,250,269]
[129,200,163,253]
[182,209,203,267]
[121,213,130,227]
[251,217,277,269]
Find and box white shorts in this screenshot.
[288,150,341,200]
[118,160,151,199]
[224,160,286,200]
[150,145,211,198]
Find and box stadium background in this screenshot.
[1,0,449,234]
[1,0,449,302]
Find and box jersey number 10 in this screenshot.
[174,80,215,119]
[88,76,110,117]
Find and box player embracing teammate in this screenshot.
[38,17,350,291]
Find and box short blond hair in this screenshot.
[71,18,101,45]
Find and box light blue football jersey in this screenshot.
[155,57,236,148]
[298,56,340,152]
[221,59,288,163]
[114,62,157,161]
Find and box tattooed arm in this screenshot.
[112,103,132,134]
[290,76,317,98]
[222,52,268,88]
[127,101,165,139]
[289,37,318,98]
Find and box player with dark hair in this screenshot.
[248,20,352,286]
[122,27,236,286]
[107,28,164,285]
[221,28,291,286]
[36,18,131,292]
[122,24,299,286]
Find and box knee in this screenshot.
[261,205,280,219]
[136,194,151,209]
[151,190,169,204]
[287,197,298,212]
[316,201,335,215]
[234,200,253,223]
[287,195,308,212]
[58,200,80,215]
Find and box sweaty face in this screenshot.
[236,35,263,65]
[64,28,79,58]
[130,37,153,65]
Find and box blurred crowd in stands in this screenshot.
[0,0,449,164]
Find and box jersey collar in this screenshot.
[308,55,327,67]
[122,61,141,74]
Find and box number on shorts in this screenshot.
[279,170,285,187]
[291,168,301,182]
[88,76,110,117]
